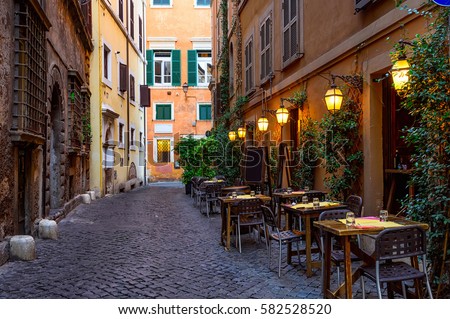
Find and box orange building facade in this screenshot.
[145,0,213,181]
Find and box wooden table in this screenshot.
[273,190,327,228]
[282,201,347,277]
[218,194,271,251]
[313,216,429,299]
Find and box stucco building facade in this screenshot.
[145,0,213,181]
[0,0,92,238]
[89,0,147,196]
[211,0,432,214]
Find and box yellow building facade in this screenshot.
[90,0,147,196]
[145,0,212,181]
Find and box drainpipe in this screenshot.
[126,0,130,169]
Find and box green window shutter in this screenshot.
[199,104,211,120]
[156,104,171,120]
[171,50,181,86]
[187,50,197,86]
[146,50,154,86]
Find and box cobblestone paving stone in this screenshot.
[0,182,378,299]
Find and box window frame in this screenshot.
[259,13,272,83]
[118,0,124,22]
[154,137,173,163]
[102,41,112,87]
[118,121,125,149]
[281,0,303,68]
[244,35,254,95]
[197,50,212,87]
[197,103,212,121]
[195,0,211,8]
[151,0,172,8]
[154,51,172,86]
[130,0,135,40]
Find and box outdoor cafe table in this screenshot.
[281,201,347,277]
[272,190,327,228]
[313,216,429,299]
[218,194,271,251]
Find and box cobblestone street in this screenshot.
[0,183,373,299]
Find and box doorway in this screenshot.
[49,84,62,209]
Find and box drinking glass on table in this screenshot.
[346,212,355,227]
[304,186,310,192]
[302,195,308,205]
[313,197,320,208]
[379,210,388,222]
[287,187,292,194]
[232,191,237,199]
[250,190,255,197]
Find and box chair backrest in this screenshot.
[345,195,363,216]
[375,225,427,262]
[261,205,278,229]
[318,209,349,222]
[234,198,263,215]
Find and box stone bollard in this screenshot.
[81,193,91,204]
[10,235,36,261]
[39,219,58,240]
[88,190,96,201]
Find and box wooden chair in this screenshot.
[234,198,264,253]
[358,225,433,299]
[261,205,303,277]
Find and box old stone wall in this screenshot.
[0,0,16,239]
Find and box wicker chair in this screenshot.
[261,205,303,277]
[318,210,361,284]
[358,225,433,299]
[234,198,264,253]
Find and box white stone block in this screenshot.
[81,193,91,204]
[88,190,96,200]
[10,235,36,261]
[39,219,58,240]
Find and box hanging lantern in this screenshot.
[228,131,236,141]
[324,84,343,112]
[275,106,289,126]
[257,116,269,132]
[391,59,411,92]
[237,127,246,139]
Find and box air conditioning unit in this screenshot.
[355,0,374,13]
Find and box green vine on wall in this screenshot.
[319,95,364,201]
[393,6,450,290]
[219,0,230,115]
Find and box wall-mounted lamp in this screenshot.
[257,116,269,132]
[391,40,414,93]
[237,127,246,139]
[182,82,189,95]
[324,74,362,112]
[265,98,294,126]
[228,131,237,141]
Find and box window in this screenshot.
[197,51,212,86]
[188,50,212,86]
[155,51,171,85]
[118,0,123,22]
[119,123,124,146]
[282,0,301,67]
[157,139,171,163]
[103,43,112,84]
[11,1,47,138]
[196,0,210,6]
[119,62,127,92]
[130,74,135,101]
[130,0,134,40]
[245,36,254,94]
[138,16,143,53]
[155,104,172,120]
[260,15,272,81]
[198,103,212,120]
[139,132,143,149]
[152,0,171,6]
[130,127,135,146]
[146,50,181,86]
